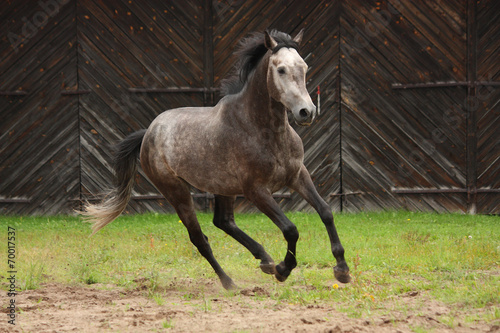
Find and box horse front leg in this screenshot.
[289,165,351,283]
[244,188,299,282]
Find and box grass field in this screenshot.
[1,211,499,330]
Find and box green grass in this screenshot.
[1,211,499,322]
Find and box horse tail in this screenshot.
[80,129,147,235]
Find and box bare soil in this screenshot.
[1,279,498,333]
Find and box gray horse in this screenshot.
[81,30,350,289]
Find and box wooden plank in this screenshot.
[475,0,500,214]
[466,0,478,213]
[203,0,214,104]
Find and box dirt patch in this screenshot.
[1,280,498,333]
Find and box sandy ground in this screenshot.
[1,279,498,333]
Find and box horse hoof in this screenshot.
[274,262,290,282]
[333,266,351,283]
[275,271,288,282]
[260,262,276,275]
[221,277,238,290]
[223,282,238,290]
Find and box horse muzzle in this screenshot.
[292,104,316,126]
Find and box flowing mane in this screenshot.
[220,30,300,96]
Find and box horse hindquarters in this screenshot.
[140,139,237,290]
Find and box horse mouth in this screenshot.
[295,119,313,127]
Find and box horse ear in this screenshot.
[293,29,305,46]
[265,30,278,50]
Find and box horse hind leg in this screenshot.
[152,176,237,290]
[213,195,276,275]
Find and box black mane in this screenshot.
[220,30,300,96]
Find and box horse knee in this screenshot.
[189,231,210,251]
[213,215,224,229]
[331,243,346,263]
[318,206,334,225]
[283,224,299,243]
[213,215,234,232]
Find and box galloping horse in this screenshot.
[81,29,350,289]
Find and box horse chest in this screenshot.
[271,152,302,182]
[242,140,302,190]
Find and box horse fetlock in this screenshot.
[331,243,345,260]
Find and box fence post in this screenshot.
[466,0,478,214]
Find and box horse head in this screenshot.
[265,29,317,126]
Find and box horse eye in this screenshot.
[277,67,286,75]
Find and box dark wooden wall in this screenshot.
[338,0,499,214]
[1,0,79,215]
[1,0,498,215]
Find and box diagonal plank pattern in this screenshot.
[0,1,79,214]
[0,1,498,215]
[77,0,206,213]
[340,0,471,212]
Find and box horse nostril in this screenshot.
[299,108,309,118]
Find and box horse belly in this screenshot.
[168,149,242,195]
[146,117,243,195]
[186,170,243,196]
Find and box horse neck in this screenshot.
[242,53,289,132]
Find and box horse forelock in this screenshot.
[220,30,299,97]
[268,30,300,54]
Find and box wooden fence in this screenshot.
[1,0,498,215]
